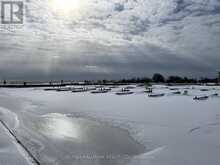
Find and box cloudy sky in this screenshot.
[0,0,220,80]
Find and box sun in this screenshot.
[49,0,82,15]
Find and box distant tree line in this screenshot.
[87,73,218,84]
[1,73,218,85]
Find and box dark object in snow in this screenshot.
[116,91,134,95]
[169,88,179,91]
[193,96,209,100]
[91,88,109,94]
[44,88,59,91]
[183,90,188,95]
[148,93,165,97]
[172,91,181,94]
[200,89,209,91]
[56,87,72,92]
[72,88,88,93]
[210,93,218,97]
[116,89,134,95]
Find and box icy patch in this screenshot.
[17,113,149,165]
[40,113,81,140]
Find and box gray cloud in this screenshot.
[0,0,220,80]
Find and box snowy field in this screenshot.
[0,85,220,165]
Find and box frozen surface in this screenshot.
[0,85,220,165]
[0,108,33,165]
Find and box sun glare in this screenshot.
[50,0,83,15]
[46,117,80,139]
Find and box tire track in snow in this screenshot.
[188,127,201,134]
[188,122,220,134]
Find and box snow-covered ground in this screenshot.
[0,85,220,165]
